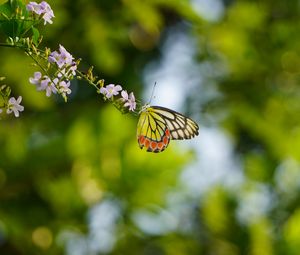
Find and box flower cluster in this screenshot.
[100,84,136,112]
[0,96,24,117]
[26,1,55,25]
[1,1,139,119]
[29,45,77,101]
[48,45,77,80]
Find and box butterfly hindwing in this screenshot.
[137,105,199,153]
[137,107,171,152]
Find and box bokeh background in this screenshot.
[1,0,300,254]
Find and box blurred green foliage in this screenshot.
[1,0,300,254]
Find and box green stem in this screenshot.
[25,49,50,77]
[0,42,17,48]
[76,70,99,90]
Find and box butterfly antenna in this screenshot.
[148,82,157,104]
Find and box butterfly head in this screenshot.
[139,104,150,114]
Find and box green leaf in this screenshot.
[31,26,39,45]
[0,0,35,38]
[0,19,17,37]
[0,0,19,37]
[0,84,11,98]
[0,1,13,18]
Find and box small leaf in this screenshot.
[4,86,11,97]
[0,1,13,18]
[31,26,39,45]
[0,84,11,98]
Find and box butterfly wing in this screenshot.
[137,106,171,153]
[151,106,199,140]
[137,105,199,153]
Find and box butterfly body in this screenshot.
[137,105,199,153]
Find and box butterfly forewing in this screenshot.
[151,106,199,140]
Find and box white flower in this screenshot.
[26,2,43,14]
[100,84,122,99]
[100,87,108,96]
[48,50,61,65]
[48,45,74,68]
[40,1,55,25]
[29,73,57,97]
[56,79,72,97]
[6,96,24,117]
[26,1,55,25]
[45,78,57,97]
[29,71,42,85]
[58,45,74,66]
[121,90,136,111]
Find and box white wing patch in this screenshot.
[151,106,199,140]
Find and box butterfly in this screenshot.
[137,105,199,152]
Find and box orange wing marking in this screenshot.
[137,128,171,153]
